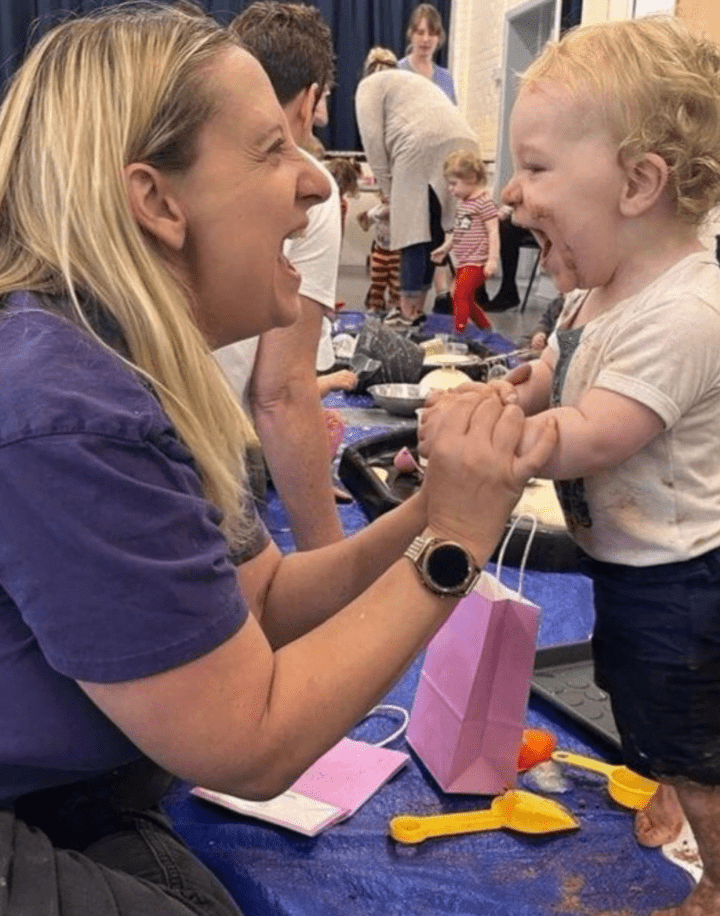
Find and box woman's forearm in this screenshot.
[258,493,427,647]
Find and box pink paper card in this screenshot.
[192,737,408,837]
[293,737,408,817]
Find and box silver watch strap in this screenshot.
[404,535,431,563]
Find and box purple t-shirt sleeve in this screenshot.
[0,429,249,683]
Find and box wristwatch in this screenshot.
[404,535,481,597]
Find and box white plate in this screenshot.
[662,819,702,885]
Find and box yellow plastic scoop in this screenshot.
[552,750,657,810]
[389,789,579,844]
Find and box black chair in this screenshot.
[519,244,542,314]
[492,221,541,313]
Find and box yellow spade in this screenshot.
[552,750,658,810]
[389,789,580,844]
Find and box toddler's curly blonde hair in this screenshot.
[521,16,720,224]
[443,149,487,185]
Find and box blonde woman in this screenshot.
[0,5,555,913]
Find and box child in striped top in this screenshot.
[432,150,499,333]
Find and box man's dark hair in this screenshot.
[230,2,335,106]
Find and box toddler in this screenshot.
[529,295,564,351]
[358,194,400,313]
[325,156,362,235]
[431,150,498,333]
[422,17,720,916]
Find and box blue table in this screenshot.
[164,315,692,916]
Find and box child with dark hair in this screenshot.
[325,157,361,234]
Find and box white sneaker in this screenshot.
[383,308,413,328]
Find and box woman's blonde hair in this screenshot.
[0,2,257,546]
[443,149,487,185]
[521,16,720,224]
[363,46,398,77]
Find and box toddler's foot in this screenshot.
[651,875,720,915]
[636,783,684,847]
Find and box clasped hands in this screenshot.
[417,369,556,564]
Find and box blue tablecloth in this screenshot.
[164,314,692,915]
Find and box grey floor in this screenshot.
[335,252,559,348]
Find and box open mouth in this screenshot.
[529,228,552,264]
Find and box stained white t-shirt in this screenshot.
[548,251,720,565]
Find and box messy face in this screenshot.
[502,80,627,294]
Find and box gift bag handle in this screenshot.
[495,514,538,597]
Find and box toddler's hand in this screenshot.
[430,244,448,264]
[504,362,533,386]
[530,332,547,351]
[484,259,497,278]
[324,369,358,392]
[357,211,370,232]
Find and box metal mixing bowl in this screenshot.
[368,383,426,417]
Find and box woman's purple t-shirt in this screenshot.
[0,295,261,804]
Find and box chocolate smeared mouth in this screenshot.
[531,229,552,262]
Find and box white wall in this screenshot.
[449,0,511,160]
[449,0,555,164]
[448,0,679,165]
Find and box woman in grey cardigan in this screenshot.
[355,57,480,326]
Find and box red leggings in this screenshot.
[453,265,491,332]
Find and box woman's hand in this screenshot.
[420,393,557,561]
[419,382,518,458]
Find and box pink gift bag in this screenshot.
[406,517,540,795]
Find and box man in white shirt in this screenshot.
[216,2,344,549]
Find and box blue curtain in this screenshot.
[560,0,582,34]
[0,0,451,150]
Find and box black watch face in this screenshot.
[426,543,471,589]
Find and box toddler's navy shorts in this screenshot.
[588,544,720,784]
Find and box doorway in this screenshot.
[494,0,558,196]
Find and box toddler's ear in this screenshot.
[620,153,670,218]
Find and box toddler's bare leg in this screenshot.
[652,781,720,915]
[636,782,684,847]
[400,292,424,319]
